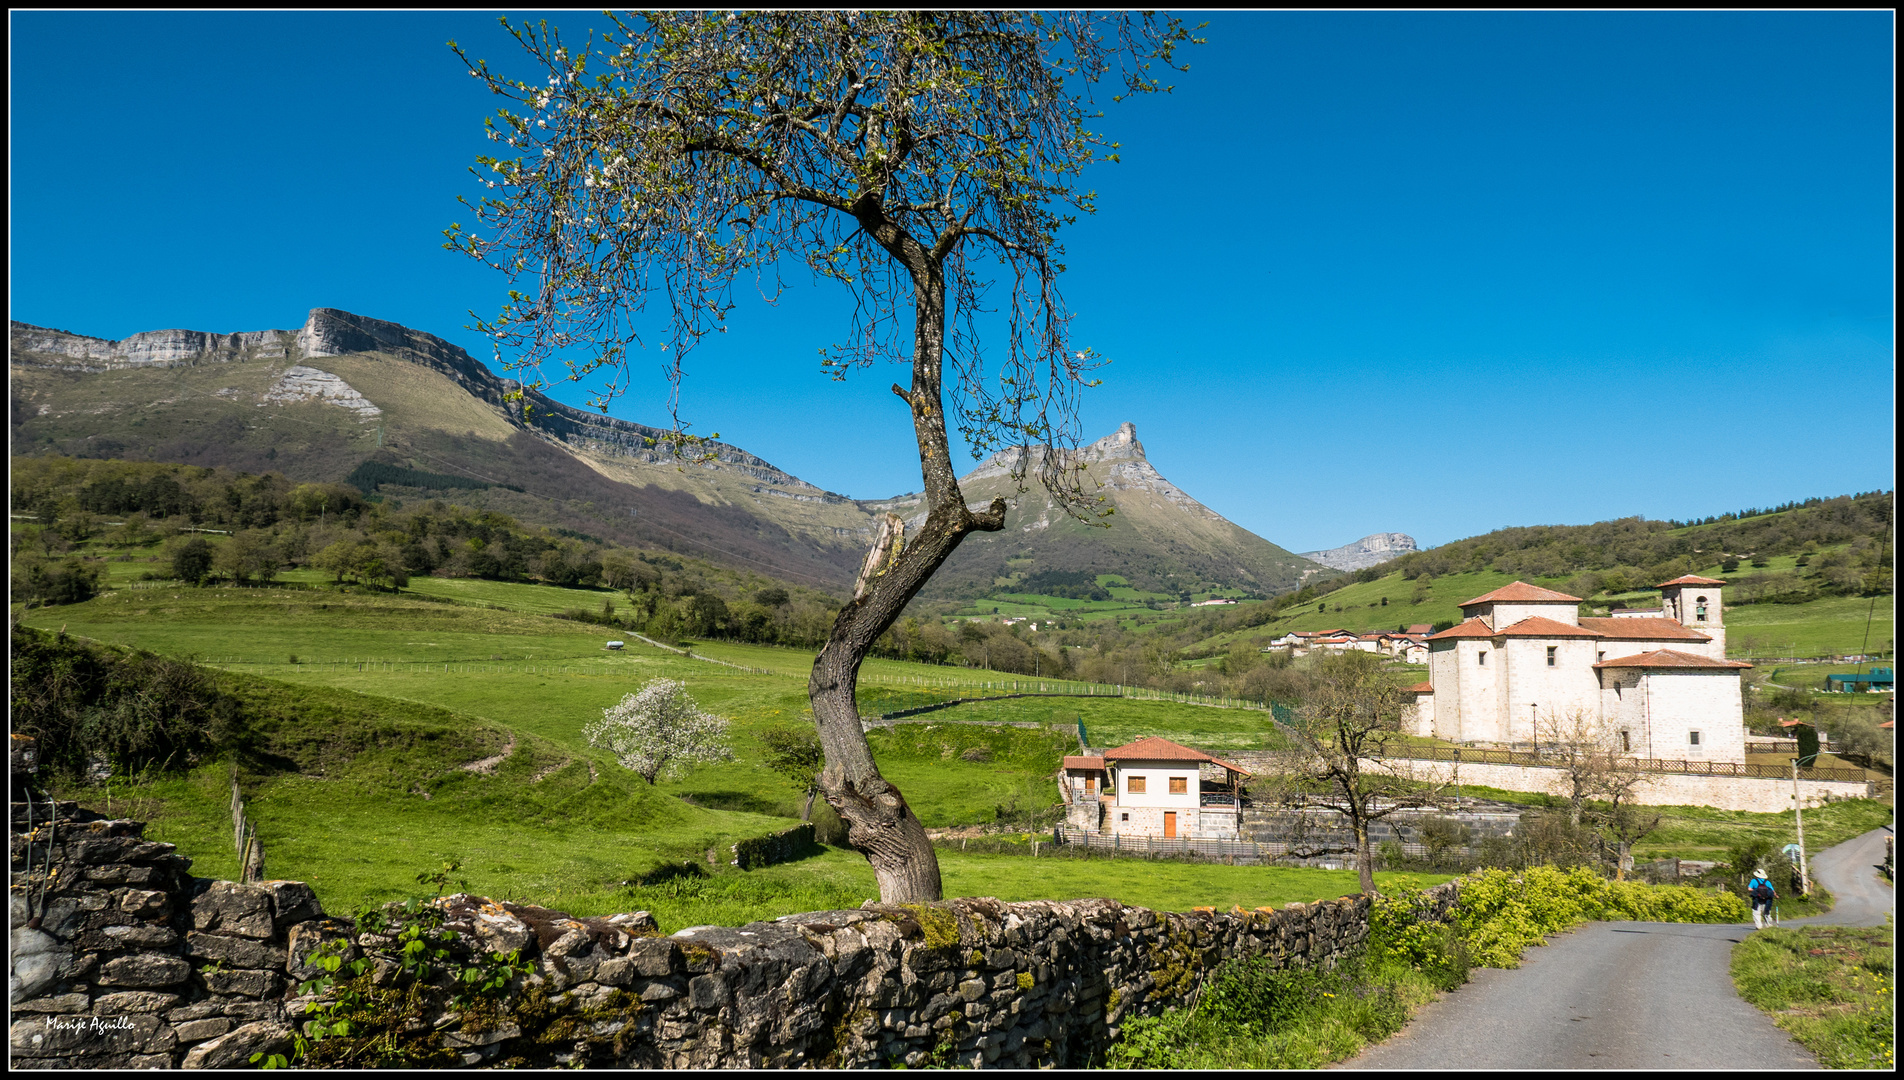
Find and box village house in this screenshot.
[1378,633,1429,664]
[1265,628,1350,650]
[1059,737,1250,840]
[1403,576,1749,762]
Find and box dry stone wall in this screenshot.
[11,792,1456,1070]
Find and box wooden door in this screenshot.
[1164,812,1177,839]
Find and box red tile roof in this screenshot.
[1593,649,1752,670]
[1103,737,1251,776]
[1658,575,1727,588]
[1458,581,1583,607]
[1426,617,1500,641]
[1577,617,1712,642]
[1406,624,1432,634]
[1404,682,1434,694]
[1495,615,1603,638]
[1062,755,1106,771]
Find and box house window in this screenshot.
[1546,646,1557,667]
[1128,776,1147,794]
[1620,730,1631,752]
[1689,730,1701,747]
[1695,596,1708,622]
[1120,812,1129,822]
[1478,650,1487,666]
[1598,651,1606,662]
[1169,776,1187,794]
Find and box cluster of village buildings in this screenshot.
[1267,625,1434,663]
[1062,575,1757,842]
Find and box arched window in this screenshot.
[1695,595,1708,622]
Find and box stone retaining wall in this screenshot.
[10,794,1459,1069]
[1388,758,1870,812]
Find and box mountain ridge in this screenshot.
[11,309,1328,596]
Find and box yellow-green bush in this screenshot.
[1456,867,1748,968]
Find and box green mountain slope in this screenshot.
[12,311,1327,598]
[872,423,1329,598]
[10,310,879,588]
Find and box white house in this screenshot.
[1404,577,1748,762]
[1059,737,1250,840]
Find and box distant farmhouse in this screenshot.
[1060,737,1250,841]
[1403,577,1749,761]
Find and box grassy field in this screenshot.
[20,584,1321,928]
[1724,594,1894,659]
[1758,660,1896,692]
[1731,923,1894,1070]
[21,571,1884,940]
[1450,784,1892,865]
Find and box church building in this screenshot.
[1405,576,1750,762]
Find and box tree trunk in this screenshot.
[1355,813,1376,896]
[809,233,1006,903]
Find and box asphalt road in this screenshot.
[1340,824,1894,1070]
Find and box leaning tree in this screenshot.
[448,11,1195,902]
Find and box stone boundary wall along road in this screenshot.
[9,790,1460,1069]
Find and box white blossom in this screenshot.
[583,678,733,784]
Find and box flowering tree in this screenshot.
[584,678,733,784]
[449,11,1196,901]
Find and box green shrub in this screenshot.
[1370,886,1470,991]
[1103,955,1415,1069]
[9,624,246,780]
[1456,867,1748,968]
[11,555,104,607]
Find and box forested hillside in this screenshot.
[8,455,851,646]
[1385,491,1892,599]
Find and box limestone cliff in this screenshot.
[1299,532,1421,572]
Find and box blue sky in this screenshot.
[10,11,1894,552]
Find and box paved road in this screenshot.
[1340,824,1894,1070]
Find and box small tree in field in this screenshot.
[1258,650,1451,895]
[450,11,1196,902]
[1535,708,1660,876]
[585,678,733,784]
[758,725,825,821]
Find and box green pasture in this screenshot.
[40,610,1434,930]
[18,588,617,663]
[1724,594,1893,659]
[920,696,1290,754]
[1758,660,1897,692]
[1456,785,1893,864]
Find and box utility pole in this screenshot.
[1791,757,1811,896]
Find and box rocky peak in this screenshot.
[1081,421,1145,463]
[1299,532,1421,572]
[296,308,510,406]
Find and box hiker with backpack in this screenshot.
[1747,867,1777,929]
